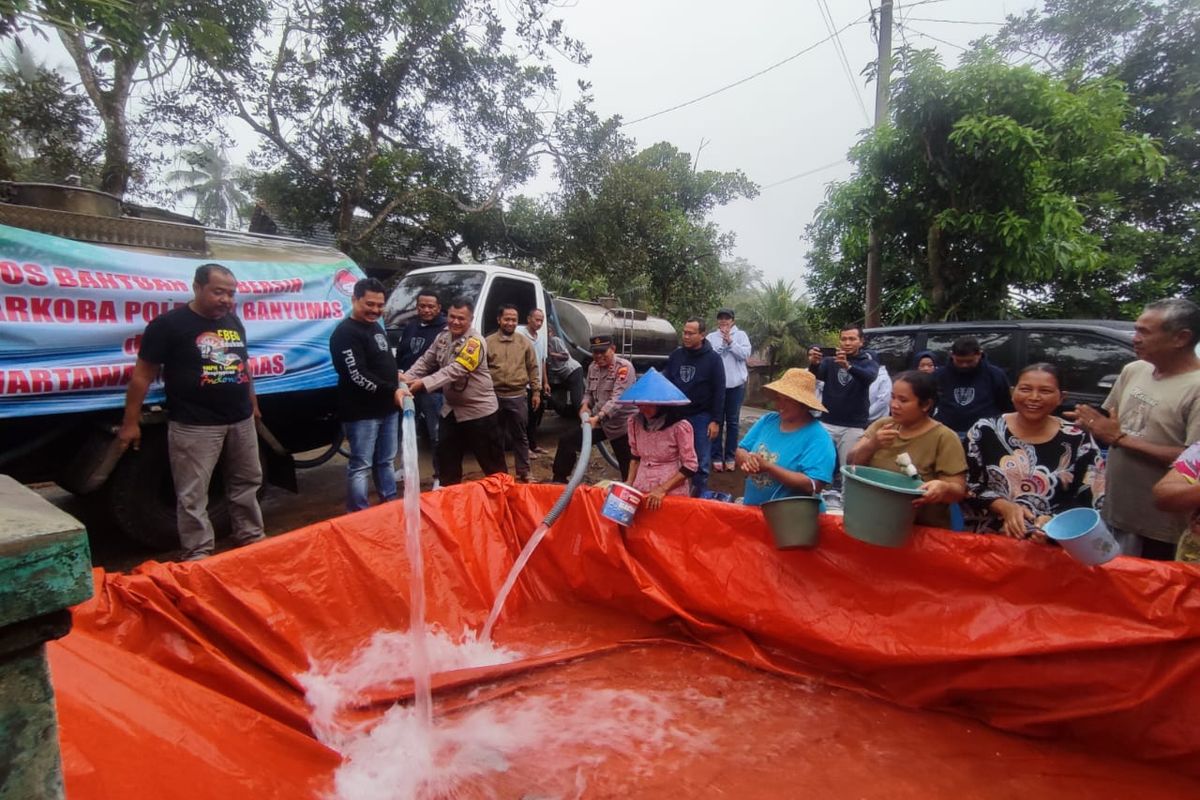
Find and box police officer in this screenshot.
[552,335,637,482]
[401,296,507,486]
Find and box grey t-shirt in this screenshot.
[1102,360,1200,543]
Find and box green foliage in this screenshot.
[982,0,1200,316]
[489,140,757,325]
[0,48,100,182]
[218,0,584,258]
[734,279,814,373]
[805,50,1164,324]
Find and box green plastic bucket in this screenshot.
[760,496,822,549]
[841,465,926,548]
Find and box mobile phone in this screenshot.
[820,347,837,358]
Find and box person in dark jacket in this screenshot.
[330,278,406,512]
[395,291,448,487]
[934,336,1012,435]
[807,324,880,472]
[912,349,938,374]
[664,317,725,496]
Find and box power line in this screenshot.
[621,12,872,127]
[897,22,969,51]
[817,0,870,124]
[903,17,1007,26]
[759,158,847,190]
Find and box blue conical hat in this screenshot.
[618,368,690,405]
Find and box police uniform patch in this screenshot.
[617,366,629,380]
[455,337,482,371]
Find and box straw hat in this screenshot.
[762,368,827,413]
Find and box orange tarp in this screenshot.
[49,477,1200,798]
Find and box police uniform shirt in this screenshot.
[586,355,637,439]
[408,326,499,421]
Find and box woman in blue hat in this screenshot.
[621,369,699,509]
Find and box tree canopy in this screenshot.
[805,49,1163,326]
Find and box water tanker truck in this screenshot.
[0,182,366,549]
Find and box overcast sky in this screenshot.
[531,0,1041,290]
[22,0,1040,292]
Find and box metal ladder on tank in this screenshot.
[617,308,635,361]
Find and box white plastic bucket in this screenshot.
[600,482,644,525]
[1043,508,1119,566]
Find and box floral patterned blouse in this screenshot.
[965,415,1105,532]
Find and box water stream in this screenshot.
[481,522,550,642]
[400,406,433,729]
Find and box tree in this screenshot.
[735,280,813,375]
[166,143,250,228]
[212,0,586,262]
[38,0,266,196]
[0,47,100,182]
[805,50,1163,325]
[981,0,1200,315]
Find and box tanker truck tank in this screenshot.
[552,297,677,370]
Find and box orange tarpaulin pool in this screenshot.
[49,477,1200,798]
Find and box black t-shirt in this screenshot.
[138,306,254,425]
[329,317,400,421]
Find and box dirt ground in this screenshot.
[35,406,766,572]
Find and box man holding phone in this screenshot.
[808,324,880,473]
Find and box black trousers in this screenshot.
[527,386,545,445]
[552,425,632,482]
[437,410,507,486]
[551,367,585,418]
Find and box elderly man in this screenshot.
[487,304,540,483]
[401,296,507,486]
[551,335,637,482]
[117,263,264,560]
[1069,298,1200,559]
[665,317,726,496]
[707,308,752,474]
[516,307,551,453]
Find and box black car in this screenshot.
[865,320,1136,409]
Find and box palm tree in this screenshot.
[167,143,251,229]
[737,279,813,376]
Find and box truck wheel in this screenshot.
[104,430,232,551]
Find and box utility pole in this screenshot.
[864,0,892,328]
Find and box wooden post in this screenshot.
[864,0,893,328]
[0,475,93,799]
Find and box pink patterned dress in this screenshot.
[627,415,698,496]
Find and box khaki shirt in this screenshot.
[485,330,539,398]
[407,326,498,422]
[1102,360,1200,543]
[585,356,637,439]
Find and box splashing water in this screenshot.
[300,629,714,800]
[481,521,550,642]
[400,408,432,729]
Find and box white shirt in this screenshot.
[706,325,752,388]
[516,324,547,385]
[868,364,892,423]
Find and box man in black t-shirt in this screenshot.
[118,263,264,561]
[329,278,406,512]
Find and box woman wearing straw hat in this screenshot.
[621,369,700,510]
[735,368,837,507]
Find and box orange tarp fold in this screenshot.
[49,477,1200,798]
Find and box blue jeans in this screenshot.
[710,383,745,464]
[687,412,712,497]
[343,412,399,512]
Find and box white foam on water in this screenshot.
[299,627,522,750]
[328,687,714,800]
[301,632,717,800]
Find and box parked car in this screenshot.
[864,320,1136,409]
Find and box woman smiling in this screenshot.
[847,370,968,528]
[966,363,1104,541]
